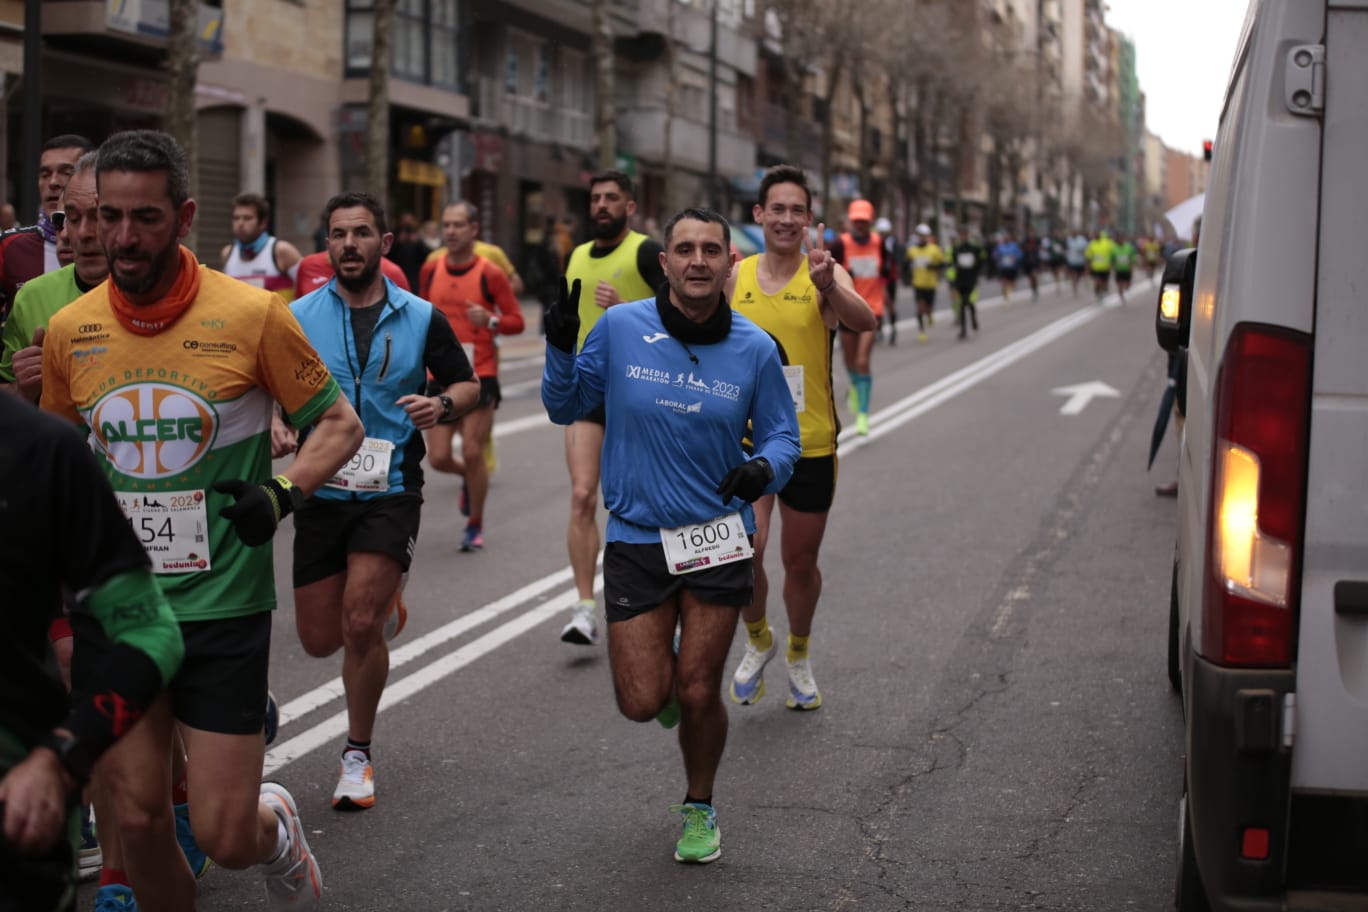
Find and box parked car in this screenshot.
[1156,2,1368,909]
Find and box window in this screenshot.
[504,30,550,105]
[345,0,460,90]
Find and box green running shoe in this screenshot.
[671,802,721,864]
[655,693,681,729]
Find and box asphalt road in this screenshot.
[82,270,1187,911]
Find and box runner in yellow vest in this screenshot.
[557,170,666,648]
[1084,229,1116,303]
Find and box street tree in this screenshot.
[367,0,394,200]
[593,0,617,169]
[166,0,200,251]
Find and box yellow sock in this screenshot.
[744,617,773,651]
[787,633,809,662]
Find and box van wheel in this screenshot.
[1167,562,1182,693]
[1176,794,1211,911]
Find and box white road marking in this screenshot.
[266,574,601,775]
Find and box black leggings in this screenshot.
[955,285,978,334]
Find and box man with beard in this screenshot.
[0,134,93,325]
[542,208,799,864]
[417,200,525,552]
[40,129,364,912]
[289,191,478,810]
[220,192,303,302]
[557,170,666,647]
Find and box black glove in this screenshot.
[212,475,304,547]
[544,277,582,354]
[715,457,774,505]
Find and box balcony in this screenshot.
[476,77,592,150]
[616,107,755,176]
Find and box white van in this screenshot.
[1156,1,1368,909]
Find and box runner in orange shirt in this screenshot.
[835,199,886,435]
[418,201,525,551]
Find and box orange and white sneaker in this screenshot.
[383,571,409,642]
[332,750,375,810]
[260,782,323,910]
[383,594,407,642]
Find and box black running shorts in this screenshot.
[1091,268,1111,282]
[777,455,837,514]
[998,267,1019,281]
[603,540,753,623]
[913,287,935,309]
[71,611,272,736]
[1114,270,1133,283]
[292,492,422,588]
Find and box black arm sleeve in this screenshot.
[637,238,666,292]
[425,308,476,388]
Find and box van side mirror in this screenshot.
[1156,247,1197,352]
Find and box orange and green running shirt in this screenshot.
[731,254,838,457]
[40,265,341,622]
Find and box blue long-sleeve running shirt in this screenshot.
[542,296,800,544]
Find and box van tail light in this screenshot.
[1204,323,1312,667]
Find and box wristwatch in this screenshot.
[438,394,454,421]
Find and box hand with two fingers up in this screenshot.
[806,222,837,294]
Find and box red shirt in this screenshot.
[0,227,49,323]
[418,254,524,378]
[294,251,410,298]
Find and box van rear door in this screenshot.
[1292,2,1368,795]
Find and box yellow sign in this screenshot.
[397,159,446,188]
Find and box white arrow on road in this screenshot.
[1052,381,1120,416]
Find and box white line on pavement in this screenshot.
[275,565,579,727]
[265,575,602,775]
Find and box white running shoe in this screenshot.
[332,750,375,810]
[785,656,823,710]
[729,640,777,705]
[560,599,599,645]
[260,782,322,910]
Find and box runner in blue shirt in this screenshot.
[542,207,799,867]
[993,233,1024,304]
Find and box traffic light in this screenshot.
[1203,139,1213,162]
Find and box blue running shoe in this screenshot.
[174,803,212,878]
[264,689,279,746]
[94,883,137,910]
[460,523,484,552]
[729,640,777,705]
